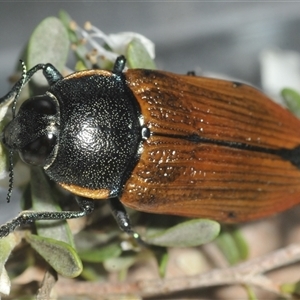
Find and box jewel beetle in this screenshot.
[1,55,300,241]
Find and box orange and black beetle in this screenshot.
[1,55,300,240]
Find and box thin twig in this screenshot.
[54,243,300,297]
[36,269,57,300]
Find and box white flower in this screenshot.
[76,22,155,64]
[260,48,300,104]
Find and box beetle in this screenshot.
[1,55,300,241]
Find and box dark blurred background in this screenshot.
[1,2,300,89]
[1,2,300,221]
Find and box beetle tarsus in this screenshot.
[0,219,20,237]
[109,197,146,246]
[0,197,95,238]
[0,210,36,237]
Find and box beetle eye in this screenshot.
[19,134,57,166]
[20,95,56,115]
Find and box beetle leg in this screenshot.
[42,63,63,85]
[109,197,146,246]
[186,70,196,76]
[0,196,94,238]
[112,56,126,74]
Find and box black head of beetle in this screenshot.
[3,94,59,167]
[3,58,143,198]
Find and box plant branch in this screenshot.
[36,269,57,300]
[54,243,300,297]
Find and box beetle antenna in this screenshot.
[6,61,27,203]
[12,60,27,118]
[6,151,14,203]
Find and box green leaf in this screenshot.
[231,228,249,260]
[80,266,104,281]
[0,94,16,179]
[58,10,89,69]
[103,253,137,273]
[79,243,122,263]
[0,234,20,269]
[0,112,11,179]
[75,60,88,71]
[0,234,21,295]
[26,233,82,278]
[281,281,300,296]
[216,226,249,265]
[145,219,220,247]
[126,38,156,69]
[58,10,75,41]
[0,142,8,179]
[74,230,120,253]
[157,248,169,278]
[27,17,69,85]
[281,88,300,117]
[245,285,259,300]
[30,168,75,247]
[0,100,13,122]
